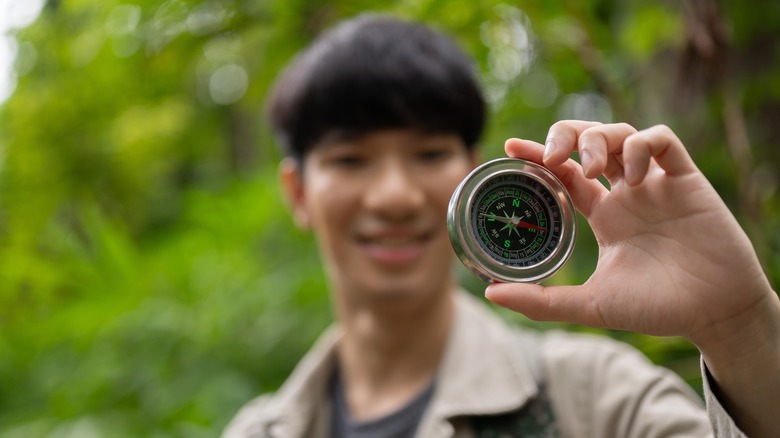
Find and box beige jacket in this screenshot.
[223,292,745,437]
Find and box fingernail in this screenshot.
[580,150,592,173]
[484,284,497,301]
[624,162,635,184]
[543,138,557,161]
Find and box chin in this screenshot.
[360,275,452,307]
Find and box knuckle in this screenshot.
[651,123,673,135]
[548,120,570,135]
[580,126,610,149]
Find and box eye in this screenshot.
[417,148,452,162]
[327,153,366,168]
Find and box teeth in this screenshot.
[371,237,418,247]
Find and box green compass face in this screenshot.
[448,158,577,283]
[472,173,562,267]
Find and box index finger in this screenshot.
[543,120,602,166]
[505,138,606,218]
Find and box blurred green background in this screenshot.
[1,0,778,436]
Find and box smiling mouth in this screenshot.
[367,236,423,246]
[358,232,433,264]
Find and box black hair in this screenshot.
[266,14,486,162]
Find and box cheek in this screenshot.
[423,168,472,223]
[436,164,473,202]
[304,177,355,232]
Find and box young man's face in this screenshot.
[281,129,479,308]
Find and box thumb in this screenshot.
[485,282,603,327]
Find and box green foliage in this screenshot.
[1,0,778,435]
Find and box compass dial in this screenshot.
[472,173,562,267]
[448,158,577,283]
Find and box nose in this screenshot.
[363,157,425,221]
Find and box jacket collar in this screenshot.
[432,292,538,416]
[415,292,538,437]
[259,291,538,437]
[254,326,340,438]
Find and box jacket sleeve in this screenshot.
[540,331,713,438]
[221,394,273,438]
[701,358,748,437]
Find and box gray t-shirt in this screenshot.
[329,370,435,438]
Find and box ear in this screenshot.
[279,158,311,230]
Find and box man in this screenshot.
[223,14,779,437]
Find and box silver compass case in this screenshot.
[447,158,577,283]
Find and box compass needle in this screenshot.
[480,213,513,225]
[448,158,577,283]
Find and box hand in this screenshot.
[485,121,778,349]
[484,120,780,437]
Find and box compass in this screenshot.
[447,158,577,283]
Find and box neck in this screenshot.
[333,284,456,421]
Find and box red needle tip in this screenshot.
[515,221,547,232]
